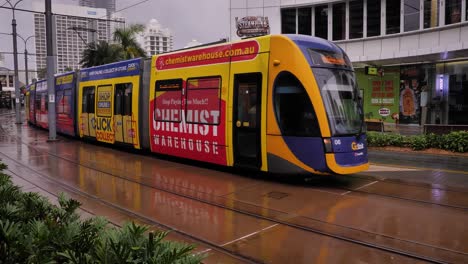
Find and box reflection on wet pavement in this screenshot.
[1,112,468,263]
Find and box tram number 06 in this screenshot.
[334,139,341,146]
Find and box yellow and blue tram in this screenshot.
[25,34,368,175]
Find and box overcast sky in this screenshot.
[0,0,230,71]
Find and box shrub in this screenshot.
[0,160,204,264]
[408,135,429,150]
[366,131,468,153]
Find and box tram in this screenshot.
[26,34,368,175]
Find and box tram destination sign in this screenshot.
[236,16,270,37]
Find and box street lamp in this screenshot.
[16,34,35,85]
[0,32,35,86]
[5,0,24,124]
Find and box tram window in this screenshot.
[82,86,95,114]
[115,83,132,116]
[88,91,95,114]
[35,97,41,111]
[56,90,64,113]
[274,72,320,137]
[64,89,72,115]
[186,76,221,125]
[114,85,124,115]
[124,87,132,116]
[42,93,48,111]
[155,79,183,122]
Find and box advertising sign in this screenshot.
[80,58,141,82]
[357,67,400,123]
[155,40,259,70]
[235,16,270,37]
[150,77,226,165]
[399,66,425,124]
[96,86,114,143]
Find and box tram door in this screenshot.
[114,83,133,144]
[81,87,96,137]
[233,73,262,168]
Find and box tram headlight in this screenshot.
[323,138,333,153]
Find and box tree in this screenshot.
[63,66,74,72]
[37,68,47,79]
[80,41,123,68]
[113,24,146,59]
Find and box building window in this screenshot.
[298,8,312,35]
[333,3,346,40]
[281,8,296,34]
[386,0,401,34]
[349,0,363,39]
[446,0,461,25]
[404,0,420,31]
[315,5,328,39]
[367,0,381,37]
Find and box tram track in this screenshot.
[4,136,468,263]
[0,152,260,264]
[309,173,468,211]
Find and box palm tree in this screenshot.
[113,24,146,59]
[80,41,123,68]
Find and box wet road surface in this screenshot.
[1,112,468,263]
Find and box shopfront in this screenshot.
[357,61,467,126]
[435,61,468,125]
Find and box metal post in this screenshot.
[12,17,21,123]
[24,48,28,85]
[45,0,57,141]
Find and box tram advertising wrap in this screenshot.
[55,72,76,136]
[27,35,368,175]
[78,58,142,148]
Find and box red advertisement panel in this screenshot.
[186,89,220,124]
[187,78,220,89]
[155,90,182,122]
[155,40,259,70]
[150,97,226,165]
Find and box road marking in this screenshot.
[194,248,212,256]
[367,164,420,172]
[370,162,468,175]
[220,224,279,247]
[355,180,378,190]
[342,180,379,195]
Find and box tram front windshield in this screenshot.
[312,68,362,136]
[306,48,363,136]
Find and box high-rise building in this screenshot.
[32,2,109,73]
[140,19,173,56]
[79,0,124,41]
[79,0,115,14]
